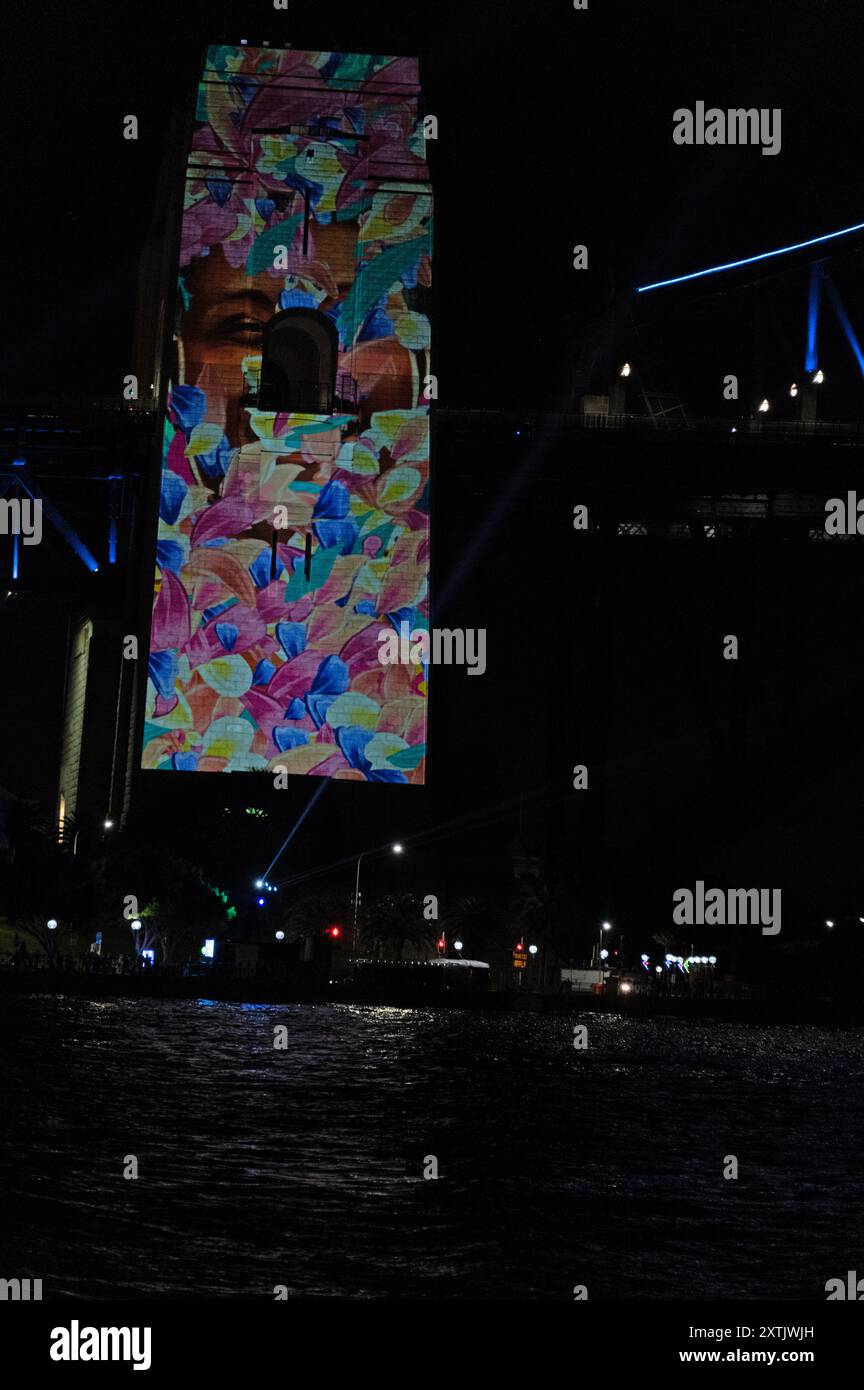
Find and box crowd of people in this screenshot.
[1,941,162,974]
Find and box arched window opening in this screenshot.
[258,309,339,413]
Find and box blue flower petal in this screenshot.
[172,751,199,771]
[358,303,393,343]
[305,693,336,729]
[201,599,237,624]
[206,177,232,207]
[156,540,185,575]
[276,621,307,659]
[195,433,232,480]
[149,650,178,698]
[313,479,350,520]
[387,606,420,630]
[249,548,278,588]
[215,621,239,652]
[160,472,187,526]
[253,658,277,687]
[310,654,350,695]
[231,76,259,105]
[273,726,309,752]
[279,290,320,311]
[169,385,206,435]
[313,519,357,554]
[335,725,374,773]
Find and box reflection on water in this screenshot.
[1,994,862,1299]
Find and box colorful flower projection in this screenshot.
[142,47,432,782]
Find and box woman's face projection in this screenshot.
[142,47,432,783]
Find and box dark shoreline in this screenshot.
[1,969,860,1026]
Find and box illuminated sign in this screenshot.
[142,46,432,783]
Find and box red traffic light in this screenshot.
[326,925,342,939]
[437,938,445,951]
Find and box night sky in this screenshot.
[4,0,864,950]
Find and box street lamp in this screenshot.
[527,942,543,991]
[45,917,59,966]
[597,920,612,966]
[352,843,405,954]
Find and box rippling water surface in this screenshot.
[1,995,862,1299]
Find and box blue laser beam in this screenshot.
[18,475,100,572]
[260,778,329,882]
[636,219,864,293]
[805,262,824,374]
[824,277,864,376]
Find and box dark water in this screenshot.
[1,994,862,1300]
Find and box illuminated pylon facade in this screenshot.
[142,46,432,782]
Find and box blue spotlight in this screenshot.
[260,778,329,884]
[636,218,864,293]
[824,278,864,376]
[805,262,824,374]
[18,477,100,572]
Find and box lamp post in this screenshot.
[597,921,612,967]
[352,843,404,955]
[528,942,542,992]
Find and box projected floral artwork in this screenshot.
[142,46,432,781]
